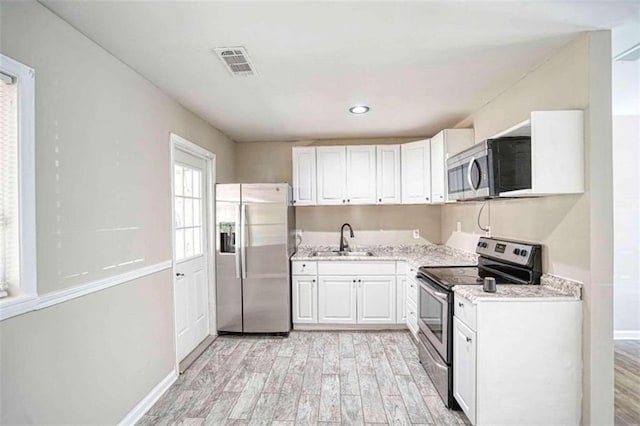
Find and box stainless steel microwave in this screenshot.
[447,136,532,201]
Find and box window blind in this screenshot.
[0,78,19,298]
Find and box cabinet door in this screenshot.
[430,132,446,204]
[396,276,407,323]
[318,276,357,324]
[453,317,477,424]
[292,147,317,206]
[316,147,346,205]
[292,276,317,323]
[346,145,376,204]
[376,145,401,204]
[401,140,432,204]
[357,276,396,324]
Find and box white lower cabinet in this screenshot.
[357,276,396,324]
[453,293,582,425]
[292,275,317,323]
[396,275,406,323]
[318,276,357,324]
[453,317,476,424]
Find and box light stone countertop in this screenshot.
[453,274,582,303]
[292,244,478,269]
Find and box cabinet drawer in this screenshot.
[406,264,418,280]
[318,261,396,276]
[454,294,477,330]
[292,261,317,276]
[396,261,407,275]
[406,277,418,304]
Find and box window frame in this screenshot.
[0,54,37,320]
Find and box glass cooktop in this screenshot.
[418,266,517,288]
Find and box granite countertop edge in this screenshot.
[452,274,583,303]
[291,244,478,268]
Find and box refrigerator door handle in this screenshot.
[235,204,241,279]
[241,203,247,279]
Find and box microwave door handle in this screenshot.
[467,157,481,191]
[467,157,475,191]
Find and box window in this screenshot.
[174,163,204,261]
[0,54,36,319]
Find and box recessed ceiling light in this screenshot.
[349,105,370,114]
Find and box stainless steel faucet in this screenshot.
[339,223,354,252]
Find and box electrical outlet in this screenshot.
[412,229,420,239]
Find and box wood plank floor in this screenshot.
[615,340,640,426]
[138,330,470,425]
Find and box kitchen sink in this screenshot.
[311,251,374,257]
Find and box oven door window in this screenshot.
[419,286,445,343]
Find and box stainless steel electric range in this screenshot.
[415,237,542,408]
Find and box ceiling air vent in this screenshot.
[214,47,256,76]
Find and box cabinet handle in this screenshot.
[410,284,415,288]
[302,264,306,268]
[358,279,361,283]
[343,199,346,203]
[458,302,464,308]
[293,200,296,204]
[379,198,382,202]
[347,199,351,203]
[312,279,316,283]
[466,337,472,343]
[176,273,185,277]
[353,279,356,283]
[426,197,430,201]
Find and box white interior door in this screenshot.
[173,147,210,361]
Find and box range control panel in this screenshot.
[476,237,540,267]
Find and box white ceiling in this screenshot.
[42,0,639,142]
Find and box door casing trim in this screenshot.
[169,133,217,373]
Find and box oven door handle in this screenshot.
[419,279,449,301]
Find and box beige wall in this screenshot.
[236,137,443,243]
[446,32,614,424]
[0,1,235,424]
[297,205,442,244]
[236,137,418,184]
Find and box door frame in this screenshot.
[170,133,216,370]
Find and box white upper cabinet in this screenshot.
[376,145,401,204]
[401,139,432,204]
[431,129,475,203]
[430,133,446,204]
[346,145,376,204]
[291,147,316,206]
[316,146,346,205]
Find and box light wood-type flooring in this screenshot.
[615,340,640,426]
[138,330,471,425]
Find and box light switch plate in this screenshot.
[412,229,420,239]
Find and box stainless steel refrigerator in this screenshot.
[215,183,295,334]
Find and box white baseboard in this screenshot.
[293,323,408,331]
[119,370,177,426]
[614,330,640,340]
